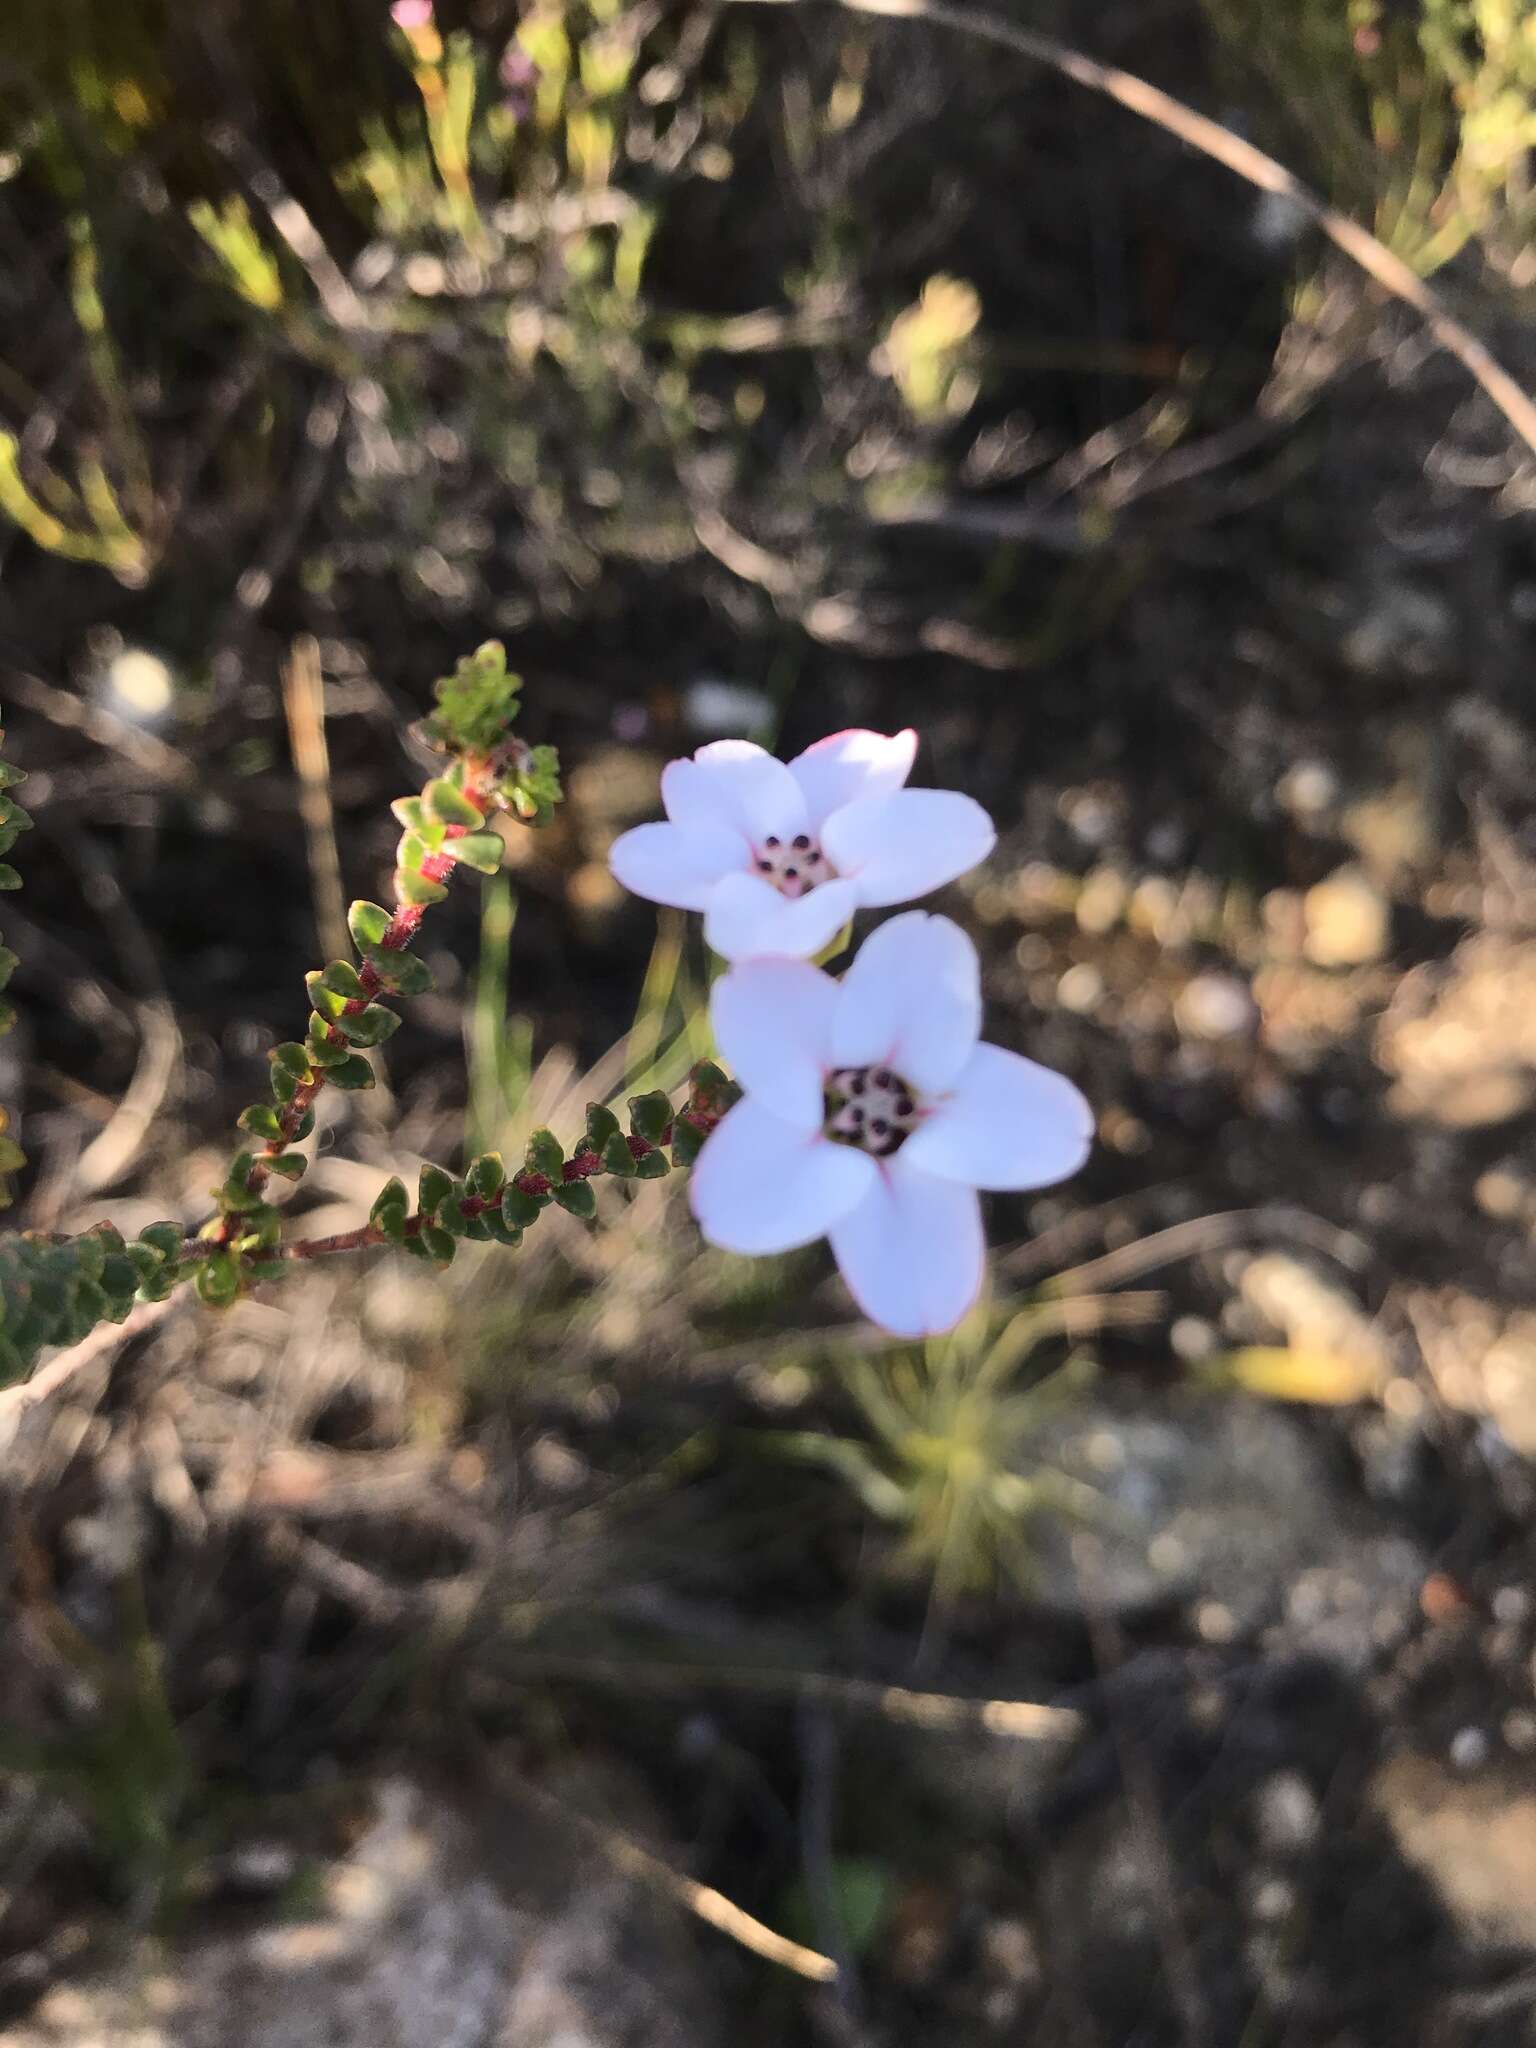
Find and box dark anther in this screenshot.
[784,867,798,881]
[870,1118,889,1137]
[850,1106,864,1124]
[896,1097,914,1117]
[765,835,780,848]
[851,1074,866,1095]
[793,834,811,850]
[873,1069,891,1088]
[758,859,773,872]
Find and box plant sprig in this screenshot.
[0,647,739,1393]
[202,641,558,1290]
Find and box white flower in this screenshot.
[690,913,1093,1337]
[608,730,996,961]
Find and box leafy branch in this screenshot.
[0,647,737,1393]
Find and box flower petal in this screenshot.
[822,788,996,909]
[830,911,980,1093]
[690,1099,876,1255]
[829,1158,985,1337]
[662,741,808,846]
[710,959,837,1131]
[902,1041,1094,1191]
[704,873,858,963]
[787,728,917,831]
[608,818,745,910]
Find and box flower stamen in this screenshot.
[825,1065,920,1156]
[755,834,836,900]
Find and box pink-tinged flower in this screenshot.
[390,0,435,30]
[498,42,539,117]
[607,731,995,961]
[690,913,1093,1336]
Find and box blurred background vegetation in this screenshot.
[2,1,1536,2043]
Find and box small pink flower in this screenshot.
[690,913,1093,1337]
[608,730,996,961]
[499,43,539,116]
[391,0,435,31]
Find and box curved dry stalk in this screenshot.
[738,0,1536,458]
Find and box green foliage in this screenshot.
[446,830,505,875]
[370,1176,411,1241]
[525,1127,565,1179]
[1203,0,1536,279]
[551,1178,597,1220]
[419,640,524,755]
[0,1224,192,1385]
[767,1304,1105,1607]
[423,776,484,827]
[347,900,393,950]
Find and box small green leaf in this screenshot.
[436,1187,475,1236]
[601,1131,637,1177]
[365,949,433,996]
[272,1042,311,1079]
[467,1152,505,1200]
[0,1134,26,1174]
[326,1053,375,1090]
[266,1154,307,1182]
[418,1164,455,1216]
[0,866,21,890]
[627,1090,672,1144]
[449,831,504,875]
[306,972,348,1021]
[306,1016,349,1065]
[419,1223,456,1266]
[370,1177,410,1239]
[396,866,448,907]
[670,1119,706,1168]
[195,1251,241,1308]
[552,1179,596,1220]
[481,1212,524,1248]
[502,1184,544,1227]
[73,1233,107,1282]
[0,762,25,788]
[424,776,484,827]
[585,1103,621,1150]
[219,1154,264,1212]
[138,1222,184,1262]
[526,1128,563,1178]
[633,1148,669,1180]
[320,959,366,1000]
[348,900,393,950]
[0,998,15,1037]
[391,797,428,832]
[238,1103,285,1140]
[336,1003,399,1048]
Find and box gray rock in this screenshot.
[8,1777,718,2048]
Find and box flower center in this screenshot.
[824,1066,919,1157]
[754,833,837,900]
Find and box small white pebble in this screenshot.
[1175,972,1256,1041]
[1450,1725,1491,1773]
[1057,963,1105,1014]
[1255,1772,1319,1853]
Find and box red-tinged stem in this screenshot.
[264,1115,723,1267]
[219,756,502,1240]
